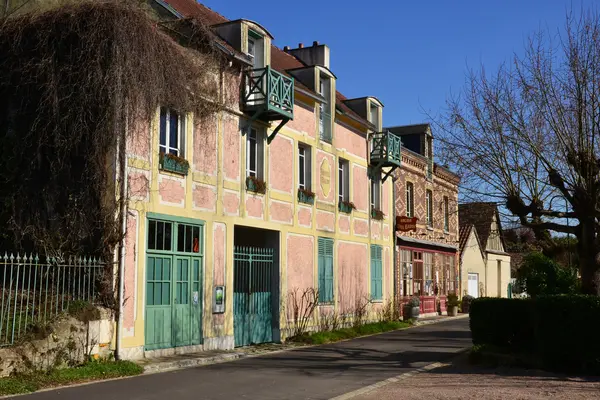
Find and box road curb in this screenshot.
[328,348,470,400]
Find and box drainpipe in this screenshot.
[115,114,128,360]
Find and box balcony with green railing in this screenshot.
[243,66,294,122]
[370,130,402,168]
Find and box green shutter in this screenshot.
[318,237,334,303]
[370,245,383,300]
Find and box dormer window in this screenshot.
[319,75,332,142]
[247,30,264,69]
[369,103,379,129]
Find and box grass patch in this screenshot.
[291,320,412,345]
[0,360,143,396]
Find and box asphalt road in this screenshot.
[18,318,471,400]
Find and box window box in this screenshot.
[338,201,356,214]
[246,176,267,194]
[371,208,385,220]
[298,188,315,205]
[159,153,189,176]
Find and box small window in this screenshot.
[298,144,312,190]
[319,76,332,142]
[246,127,264,179]
[369,103,379,129]
[406,182,414,218]
[443,196,449,232]
[426,190,433,228]
[370,174,380,210]
[177,224,201,253]
[159,108,185,157]
[247,38,255,58]
[338,159,349,203]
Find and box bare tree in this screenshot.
[438,9,600,294]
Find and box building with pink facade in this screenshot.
[118,0,402,358]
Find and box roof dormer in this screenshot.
[344,96,384,132]
[213,19,274,67]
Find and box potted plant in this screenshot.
[447,293,459,317]
[403,296,420,321]
[461,295,474,314]
[339,200,356,214]
[371,208,385,220]
[246,176,267,194]
[298,188,315,205]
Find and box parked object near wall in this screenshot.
[403,296,420,321]
[446,293,459,316]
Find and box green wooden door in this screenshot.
[233,247,274,347]
[370,245,383,301]
[145,217,204,351]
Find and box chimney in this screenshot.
[284,46,290,52]
[286,41,330,68]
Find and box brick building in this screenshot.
[391,124,460,316]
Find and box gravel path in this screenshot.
[351,363,600,400]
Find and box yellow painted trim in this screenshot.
[128,158,150,170]
[270,190,293,203]
[192,172,217,186]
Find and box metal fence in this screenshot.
[0,253,105,346]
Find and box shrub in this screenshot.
[406,296,420,307]
[469,297,534,351]
[470,295,600,374]
[516,252,578,297]
[447,293,459,307]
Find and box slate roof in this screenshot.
[458,202,502,250]
[160,0,371,128]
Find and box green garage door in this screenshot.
[145,217,203,351]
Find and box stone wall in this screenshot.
[0,308,113,377]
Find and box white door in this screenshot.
[246,37,264,105]
[468,273,479,298]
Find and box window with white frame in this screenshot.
[159,107,185,157]
[426,190,433,228]
[369,103,379,129]
[298,143,312,190]
[370,174,380,210]
[406,182,414,218]
[319,75,332,142]
[338,158,349,203]
[246,127,264,179]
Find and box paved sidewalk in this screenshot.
[17,318,470,400]
[349,361,600,400]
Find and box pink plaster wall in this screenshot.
[127,117,150,160]
[286,235,314,303]
[193,115,217,176]
[123,213,137,331]
[287,102,316,138]
[159,177,185,205]
[316,210,335,232]
[213,223,225,286]
[352,165,368,212]
[354,219,369,236]
[298,206,312,227]
[193,184,216,211]
[382,180,390,215]
[223,191,240,215]
[370,221,381,240]
[337,242,368,312]
[269,135,293,194]
[334,122,367,159]
[383,224,390,241]
[128,171,149,199]
[339,215,350,234]
[246,195,264,218]
[223,116,240,181]
[270,201,293,224]
[316,151,335,203]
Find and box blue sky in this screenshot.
[201,0,594,127]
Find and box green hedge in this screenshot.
[470,295,600,374]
